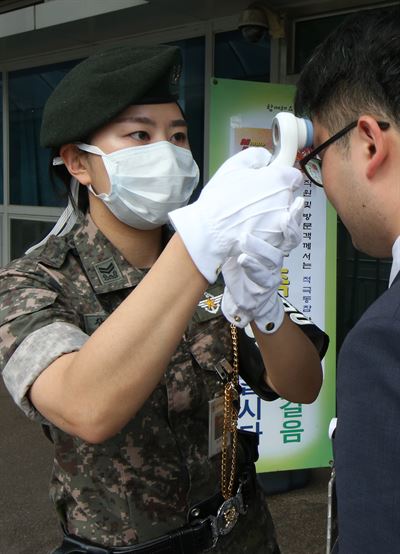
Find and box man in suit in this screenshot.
[294,7,400,553]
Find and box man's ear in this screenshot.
[357,116,389,180]
[59,144,92,185]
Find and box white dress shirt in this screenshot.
[389,235,400,287]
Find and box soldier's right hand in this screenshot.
[168,147,303,284]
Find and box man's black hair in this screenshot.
[294,7,400,133]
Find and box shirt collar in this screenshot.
[389,235,400,288]
[73,213,148,294]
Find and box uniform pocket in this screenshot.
[0,287,57,325]
[188,318,233,400]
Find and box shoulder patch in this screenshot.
[198,292,223,315]
[193,281,224,323]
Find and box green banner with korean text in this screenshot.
[209,78,337,471]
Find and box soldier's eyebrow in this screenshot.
[169,119,187,128]
[114,116,187,128]
[115,116,156,126]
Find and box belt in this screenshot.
[54,468,255,554]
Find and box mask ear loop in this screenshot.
[75,143,105,156]
[25,143,103,254]
[25,175,80,255]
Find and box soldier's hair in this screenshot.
[49,148,89,214]
[294,7,400,134]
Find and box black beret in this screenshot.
[40,44,182,148]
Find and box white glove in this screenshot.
[169,147,303,283]
[238,195,304,267]
[222,242,285,333]
[221,196,304,333]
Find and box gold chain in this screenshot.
[221,323,240,500]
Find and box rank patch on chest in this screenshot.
[83,313,107,335]
[94,257,123,285]
[198,291,223,315]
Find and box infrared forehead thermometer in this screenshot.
[268,112,313,168]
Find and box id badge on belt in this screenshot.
[208,396,225,458]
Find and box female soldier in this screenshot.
[0,45,327,553]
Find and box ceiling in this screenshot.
[0,0,394,67]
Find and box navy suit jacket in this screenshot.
[334,271,400,553]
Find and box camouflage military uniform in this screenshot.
[0,213,284,552]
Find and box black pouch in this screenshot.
[237,428,259,465]
[236,429,260,501]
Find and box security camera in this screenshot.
[238,3,285,42]
[238,4,269,43]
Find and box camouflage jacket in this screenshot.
[0,211,323,554]
[0,214,325,552]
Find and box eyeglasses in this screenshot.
[299,120,390,187]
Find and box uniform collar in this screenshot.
[72,212,148,294]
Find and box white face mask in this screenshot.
[77,141,200,230]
